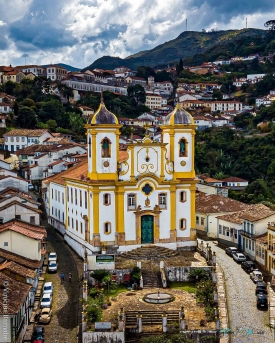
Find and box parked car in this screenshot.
[255,282,267,295]
[225,247,238,257]
[250,270,263,283]
[39,308,52,324]
[48,261,57,273]
[40,294,52,308]
[32,325,44,342]
[256,294,268,309]
[241,261,256,273]
[28,183,34,191]
[43,282,54,295]
[48,252,57,262]
[233,252,246,263]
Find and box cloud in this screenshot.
[0,0,275,68]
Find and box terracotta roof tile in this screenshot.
[196,194,250,214]
[0,248,41,269]
[0,272,32,314]
[3,129,51,137]
[0,261,37,279]
[0,200,42,214]
[222,177,248,183]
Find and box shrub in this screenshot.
[89,288,100,298]
[130,266,141,283]
[90,270,110,282]
[188,268,210,282]
[86,304,102,322]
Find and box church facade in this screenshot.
[45,99,197,257]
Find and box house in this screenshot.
[221,177,248,189]
[255,234,267,270]
[193,116,212,130]
[196,194,250,238]
[2,70,26,83]
[0,175,28,192]
[79,105,94,118]
[15,65,46,77]
[3,129,53,152]
[44,101,198,257]
[16,143,87,180]
[203,178,223,187]
[196,183,228,197]
[0,272,33,343]
[0,102,13,113]
[266,222,275,275]
[46,64,68,81]
[0,220,47,261]
[240,207,275,261]
[125,76,147,87]
[0,260,37,285]
[211,101,243,113]
[145,93,163,109]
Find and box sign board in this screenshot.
[87,254,115,270]
[95,322,112,330]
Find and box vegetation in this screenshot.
[84,28,266,70]
[142,334,195,343]
[188,268,211,283]
[196,280,216,322]
[169,282,196,293]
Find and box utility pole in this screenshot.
[246,18,247,29]
[186,19,187,31]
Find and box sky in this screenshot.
[0,0,274,69]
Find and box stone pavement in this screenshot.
[100,287,216,332]
[207,241,274,343]
[43,226,83,343]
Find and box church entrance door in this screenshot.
[141,215,154,244]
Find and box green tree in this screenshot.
[17,106,37,128]
[46,119,58,131]
[127,84,146,105]
[38,100,67,127]
[22,98,36,107]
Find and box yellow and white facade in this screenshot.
[46,99,197,257]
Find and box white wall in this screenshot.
[0,203,40,224]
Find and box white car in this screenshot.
[48,252,57,262]
[43,282,54,295]
[48,261,57,273]
[40,294,52,308]
[233,252,246,263]
[250,270,263,283]
[39,307,52,324]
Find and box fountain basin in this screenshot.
[143,292,174,304]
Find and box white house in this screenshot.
[193,116,212,129]
[3,129,53,152]
[0,175,28,192]
[221,177,248,189]
[15,65,46,77]
[196,194,250,238]
[0,220,46,261]
[211,101,243,113]
[46,64,68,81]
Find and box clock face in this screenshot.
[180,160,186,166]
[103,161,109,167]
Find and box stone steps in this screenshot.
[142,270,162,288]
[125,310,179,327]
[118,246,179,261]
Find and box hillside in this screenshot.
[83,28,266,71]
[42,63,81,72]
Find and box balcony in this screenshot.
[240,230,255,239]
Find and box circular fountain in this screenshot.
[143,291,174,304]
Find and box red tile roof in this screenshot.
[196,194,250,214]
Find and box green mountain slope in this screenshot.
[83,28,266,71]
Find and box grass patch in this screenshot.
[103,284,129,298]
[169,282,196,293]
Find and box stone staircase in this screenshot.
[118,245,179,261]
[125,310,179,329]
[142,269,162,288]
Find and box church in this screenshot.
[45,97,197,257]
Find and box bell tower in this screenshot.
[85,95,122,180]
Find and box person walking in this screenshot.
[68,272,72,283]
[60,272,65,284]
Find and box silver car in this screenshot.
[40,294,52,308]
[43,282,54,295]
[233,252,246,263]
[48,252,57,262]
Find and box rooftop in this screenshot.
[196,194,250,214]
[0,260,37,279]
[0,272,32,315]
[0,248,41,269]
[3,129,51,137]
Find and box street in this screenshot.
[207,241,274,343]
[43,226,83,343]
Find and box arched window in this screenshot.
[179,191,186,202]
[179,138,188,157]
[103,193,111,205]
[179,218,186,230]
[101,138,111,158]
[104,222,111,234]
[158,193,167,209]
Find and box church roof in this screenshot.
[87,94,118,125]
[164,103,194,125]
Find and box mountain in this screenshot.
[83,28,266,71]
[42,63,81,72]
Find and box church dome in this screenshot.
[87,94,118,125]
[164,103,194,125]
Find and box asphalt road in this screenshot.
[207,241,274,343]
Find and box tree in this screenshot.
[22,98,36,107]
[17,106,37,128]
[69,112,85,136]
[127,84,146,105]
[38,100,67,127]
[2,81,17,95]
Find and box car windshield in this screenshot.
[42,297,50,301]
[49,263,56,267]
[44,286,52,290]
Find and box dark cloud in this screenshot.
[8,0,76,49]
